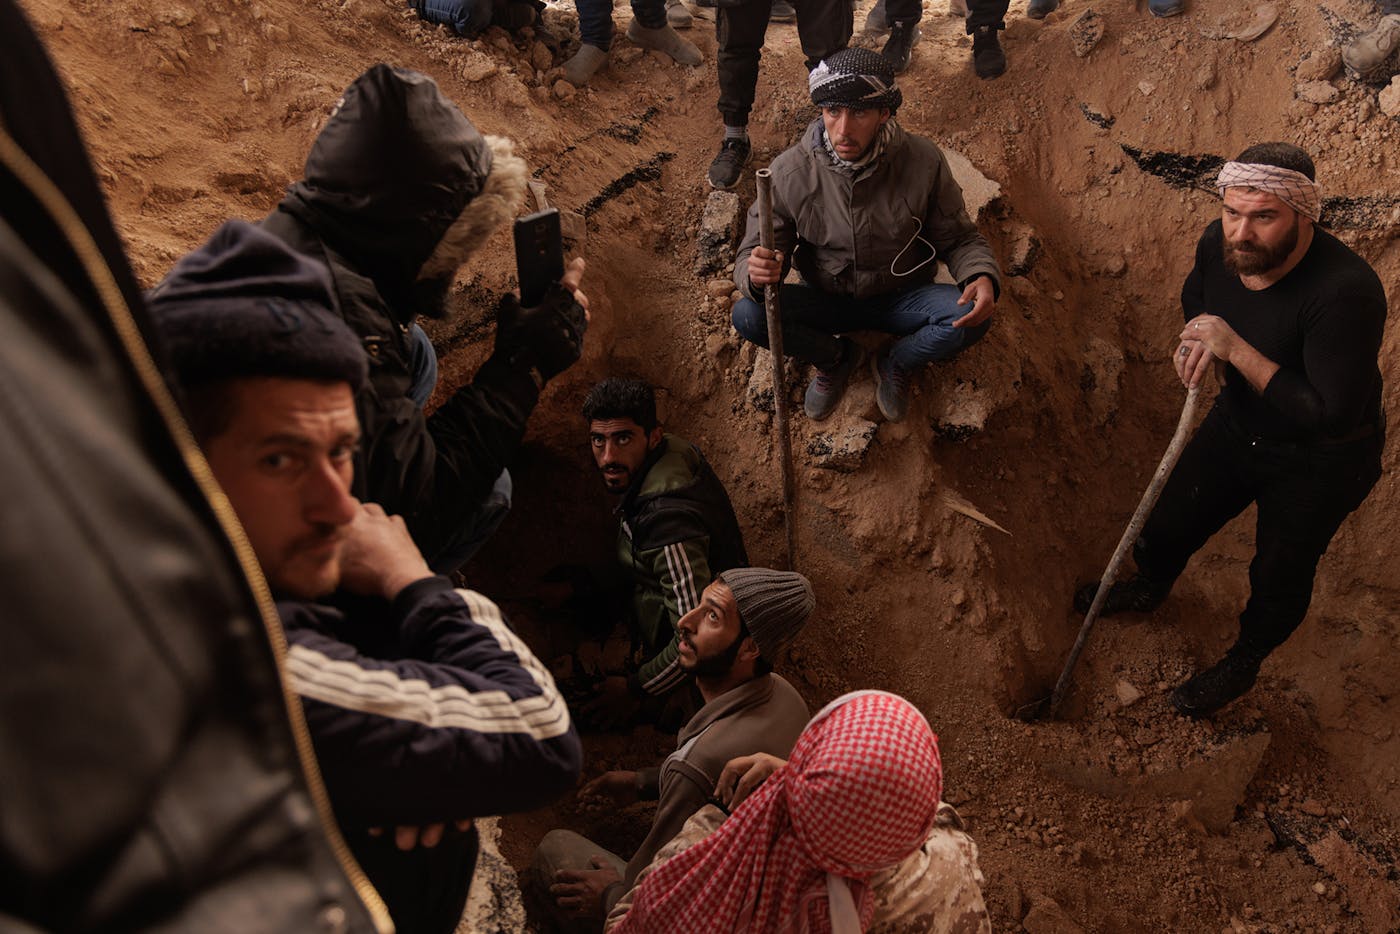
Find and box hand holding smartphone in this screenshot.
[513,209,564,308]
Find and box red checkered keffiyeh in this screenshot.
[612,691,943,934]
[1216,161,1322,222]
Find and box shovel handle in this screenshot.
[756,168,799,571]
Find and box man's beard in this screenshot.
[683,629,746,678]
[409,275,454,320]
[1223,219,1298,275]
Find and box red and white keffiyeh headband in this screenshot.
[1216,161,1321,222]
[612,690,942,934]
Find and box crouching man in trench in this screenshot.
[1074,142,1387,719]
[148,220,582,934]
[731,47,1001,424]
[534,568,815,929]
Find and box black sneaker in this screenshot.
[971,25,1006,79]
[1170,647,1265,718]
[1072,573,1168,616]
[804,338,862,421]
[881,21,920,74]
[708,136,751,190]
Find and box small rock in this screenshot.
[1006,223,1042,276]
[1115,679,1143,707]
[1299,798,1327,817]
[1379,77,1400,118]
[530,41,553,72]
[1311,881,1327,896]
[552,79,575,101]
[1295,48,1342,82]
[1194,59,1218,91]
[1295,81,1341,105]
[695,190,742,275]
[461,56,499,82]
[808,419,878,472]
[1068,9,1104,58]
[263,21,290,42]
[706,278,733,299]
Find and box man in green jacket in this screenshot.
[732,47,1002,424]
[579,377,749,728]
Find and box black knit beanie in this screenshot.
[148,220,367,391]
[809,47,902,114]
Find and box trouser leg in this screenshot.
[406,322,439,408]
[631,0,669,30]
[966,0,1009,30]
[884,0,923,23]
[877,283,990,372]
[794,0,855,69]
[731,284,862,368]
[427,469,514,573]
[576,0,616,48]
[1131,408,1257,593]
[1235,433,1383,655]
[531,830,627,932]
[716,0,772,126]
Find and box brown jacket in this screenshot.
[735,119,1000,304]
[604,674,810,913]
[606,803,992,934]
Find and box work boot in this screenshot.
[665,0,694,27]
[771,0,797,22]
[870,348,912,422]
[1170,646,1266,718]
[864,0,889,34]
[707,135,751,190]
[1147,0,1185,17]
[881,21,921,74]
[563,44,608,86]
[1342,14,1400,73]
[805,339,863,421]
[971,25,1006,79]
[1025,0,1059,18]
[626,19,703,65]
[1072,573,1169,616]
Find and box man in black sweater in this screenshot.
[1076,142,1387,718]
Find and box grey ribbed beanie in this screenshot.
[717,568,816,661]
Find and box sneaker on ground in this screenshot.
[881,21,921,74]
[971,25,1006,79]
[771,0,797,22]
[1342,14,1400,73]
[626,20,703,64]
[562,44,608,86]
[1170,647,1265,718]
[1071,573,1169,617]
[1147,0,1185,17]
[1025,0,1059,18]
[870,348,912,422]
[864,0,889,34]
[665,0,694,28]
[805,339,863,421]
[707,136,751,190]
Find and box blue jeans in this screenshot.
[731,282,990,373]
[576,0,668,48]
[416,0,494,36]
[404,324,514,572]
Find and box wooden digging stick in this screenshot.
[1044,384,1202,719]
[755,168,798,571]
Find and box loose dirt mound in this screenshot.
[24,0,1400,928]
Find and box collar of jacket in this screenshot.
[615,434,673,515]
[676,673,778,747]
[805,116,906,179]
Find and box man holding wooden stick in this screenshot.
[731,48,1001,424]
[1075,143,1388,718]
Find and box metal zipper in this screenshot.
[0,128,394,934]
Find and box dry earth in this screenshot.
[21,0,1400,929]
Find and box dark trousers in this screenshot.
[1133,405,1382,657]
[716,0,853,127]
[578,0,668,48]
[966,0,1010,31]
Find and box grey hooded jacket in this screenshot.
[735,119,1000,304]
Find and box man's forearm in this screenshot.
[1226,340,1280,396]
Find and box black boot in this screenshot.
[1170,646,1266,719]
[881,20,920,74]
[1072,572,1169,617]
[971,25,1006,79]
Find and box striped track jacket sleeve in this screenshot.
[279,576,581,826]
[635,535,712,697]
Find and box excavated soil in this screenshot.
[23,0,1400,929]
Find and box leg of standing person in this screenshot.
[793,0,854,70]
[966,0,1009,78]
[1342,0,1400,72]
[564,0,614,86]
[709,0,773,189]
[881,0,922,73]
[626,0,704,64]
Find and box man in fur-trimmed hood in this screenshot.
[262,64,589,572]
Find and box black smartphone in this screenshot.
[513,209,564,308]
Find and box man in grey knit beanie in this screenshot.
[539,567,815,926]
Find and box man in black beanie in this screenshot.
[150,220,582,934]
[259,64,589,574]
[732,47,1001,425]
